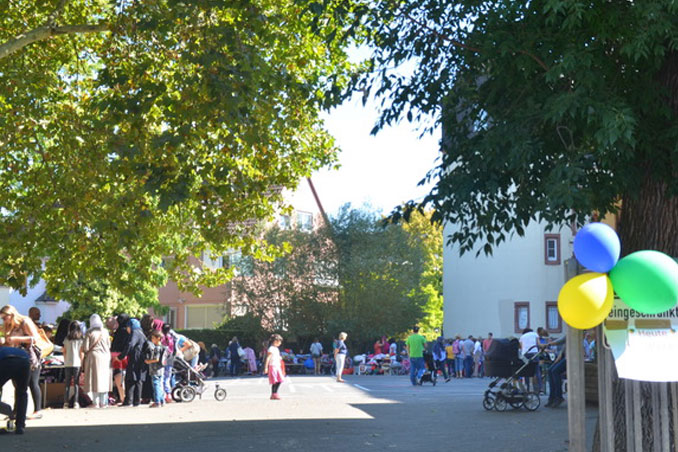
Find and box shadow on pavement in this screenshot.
[2,394,595,452]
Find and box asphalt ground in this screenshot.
[1,375,597,452]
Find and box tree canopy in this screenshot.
[230,205,437,349]
[317,0,678,254]
[328,205,428,345]
[401,209,442,339]
[230,223,338,340]
[0,0,354,308]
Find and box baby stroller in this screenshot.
[418,351,437,385]
[482,339,541,411]
[171,356,227,403]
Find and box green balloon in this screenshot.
[609,250,678,314]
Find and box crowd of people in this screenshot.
[0,303,358,434]
[0,304,227,434]
[0,301,587,435]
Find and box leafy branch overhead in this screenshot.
[310,0,678,256]
[0,0,355,307]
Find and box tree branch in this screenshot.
[398,8,549,72]
[0,23,109,61]
[399,10,480,53]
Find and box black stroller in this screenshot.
[171,356,227,403]
[482,339,541,411]
[418,351,437,386]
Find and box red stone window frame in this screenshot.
[545,301,562,333]
[544,234,561,265]
[514,302,530,333]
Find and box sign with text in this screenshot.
[603,298,678,382]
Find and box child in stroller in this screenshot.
[482,338,541,411]
[418,351,437,385]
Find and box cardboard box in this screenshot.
[43,382,65,408]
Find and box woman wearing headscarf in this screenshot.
[140,314,154,338]
[81,314,112,408]
[110,313,131,352]
[151,318,164,334]
[119,318,147,406]
[110,313,130,405]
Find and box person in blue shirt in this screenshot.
[0,343,30,434]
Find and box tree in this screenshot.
[229,224,338,344]
[0,1,354,311]
[313,0,678,448]
[328,205,427,347]
[402,209,442,340]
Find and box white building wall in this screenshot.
[2,280,70,325]
[443,221,574,339]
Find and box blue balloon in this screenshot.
[573,223,621,273]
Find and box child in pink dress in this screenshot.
[264,334,285,400]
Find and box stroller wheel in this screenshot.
[494,395,508,411]
[482,395,495,411]
[171,386,183,403]
[523,392,541,411]
[180,386,197,403]
[214,388,227,401]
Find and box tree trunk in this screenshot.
[617,177,678,257]
[594,50,678,452]
[592,176,678,451]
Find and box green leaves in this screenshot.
[0,0,354,314]
[323,0,678,254]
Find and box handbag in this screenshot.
[35,327,54,359]
[237,346,246,359]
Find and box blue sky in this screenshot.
[312,94,441,217]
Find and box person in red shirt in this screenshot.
[373,338,383,355]
[482,333,494,353]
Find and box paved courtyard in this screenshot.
[2,375,597,451]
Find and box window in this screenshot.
[201,251,223,270]
[228,251,253,276]
[545,302,562,333]
[163,308,177,329]
[279,214,291,230]
[544,234,561,265]
[296,211,313,231]
[185,305,227,329]
[514,302,530,333]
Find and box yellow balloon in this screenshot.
[558,273,614,330]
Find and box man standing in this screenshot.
[462,335,475,378]
[544,336,566,408]
[27,307,41,326]
[405,326,427,386]
[0,343,30,435]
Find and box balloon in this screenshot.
[609,250,678,314]
[573,223,621,273]
[558,273,614,329]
